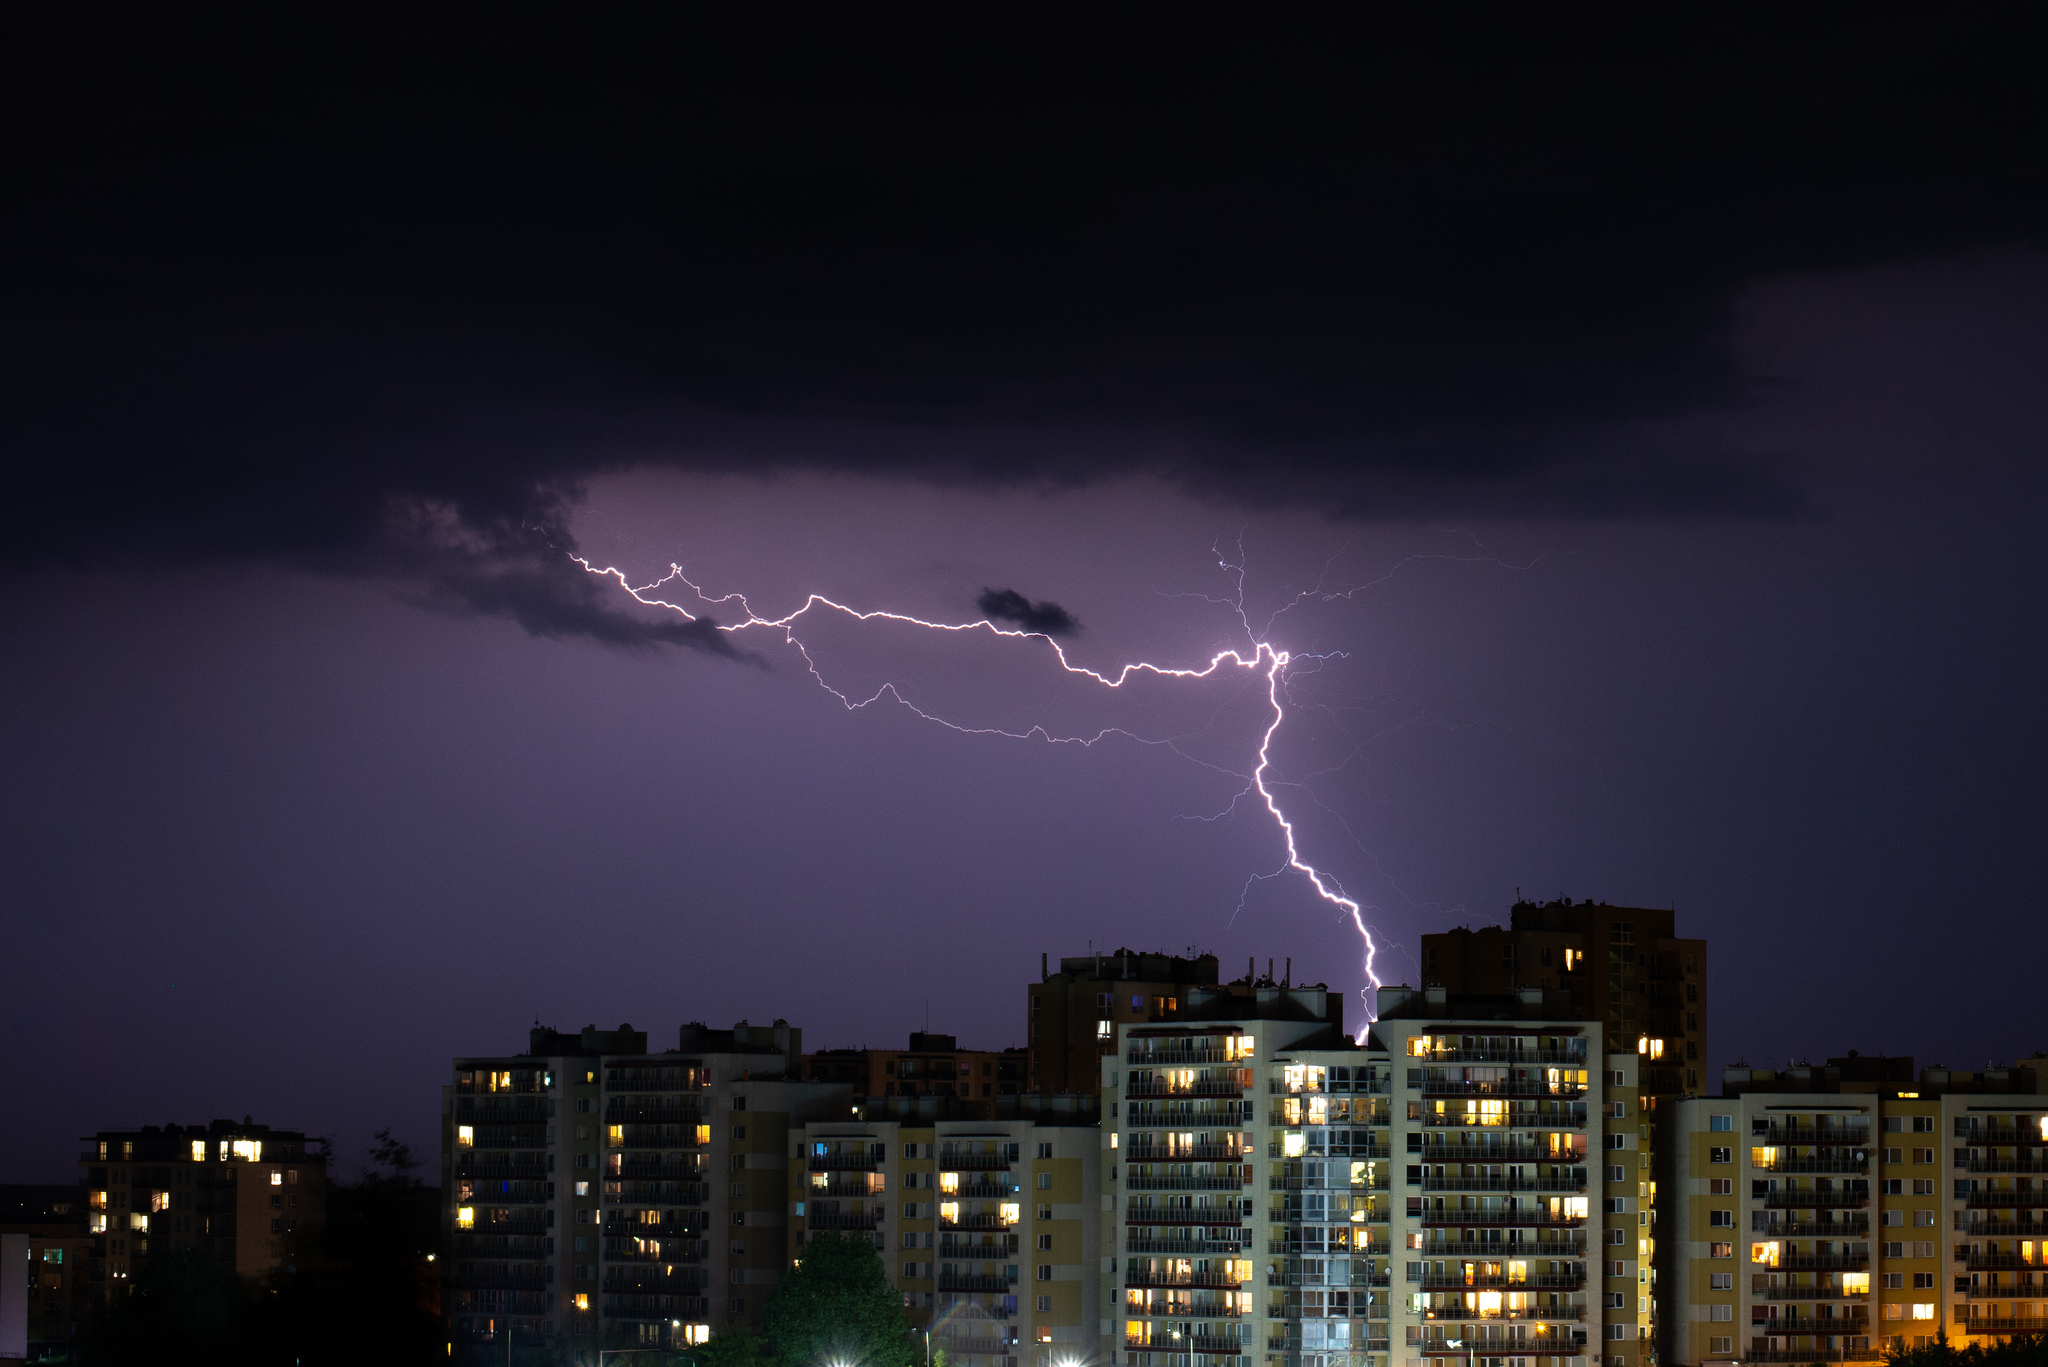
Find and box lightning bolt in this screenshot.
[575,554,1383,1031]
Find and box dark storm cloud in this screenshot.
[976,589,1081,638]
[5,10,2047,643]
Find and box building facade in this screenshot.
[1030,950,1222,1095]
[442,1020,850,1365]
[1663,1055,2048,1367]
[0,1186,94,1360]
[789,1097,1102,1366]
[1100,982,1648,1367]
[79,1119,325,1300]
[1419,900,1706,1100]
[803,1032,1030,1105]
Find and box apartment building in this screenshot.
[1420,900,1706,1099]
[789,1095,1102,1367]
[442,1020,851,1365]
[804,1032,1030,1104]
[1031,950,1222,1094]
[1102,980,1645,1367]
[0,1186,94,1359]
[1663,1054,2048,1367]
[79,1119,325,1299]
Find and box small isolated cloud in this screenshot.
[977,588,1080,637]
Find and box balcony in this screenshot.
[1418,1273,1587,1291]
[1130,1238,1252,1256]
[449,1265,550,1291]
[1954,1215,2048,1235]
[1270,1176,1387,1192]
[809,1180,887,1200]
[1410,1050,1588,1067]
[611,1160,700,1181]
[1416,1080,1590,1099]
[1764,1189,1869,1207]
[808,1154,879,1172]
[943,1339,1022,1356]
[1127,1145,1247,1163]
[1956,1250,2045,1270]
[807,1210,881,1230]
[1421,1107,1588,1131]
[1755,1157,1870,1174]
[1956,1318,2048,1335]
[1753,1219,1870,1239]
[1416,1306,1585,1323]
[603,1103,700,1124]
[1753,1126,1871,1147]
[1129,1174,1248,1191]
[936,1271,1017,1292]
[936,1153,1015,1171]
[1966,1191,2048,1208]
[1418,1176,1585,1194]
[1128,1047,1234,1065]
[1751,1284,1869,1301]
[1127,1268,1247,1289]
[603,1241,704,1264]
[1776,1253,1871,1271]
[1269,1239,1391,1257]
[1958,1281,2041,1300]
[1418,1210,1588,1229]
[955,1181,1018,1199]
[939,1213,1020,1231]
[1739,1353,1878,1363]
[1963,1159,2048,1174]
[1133,1078,1248,1098]
[1417,1237,1589,1258]
[1417,1144,1569,1161]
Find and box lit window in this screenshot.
[575,1181,590,1197]
[457,1207,475,1228]
[270,1171,283,1186]
[1000,1203,1021,1225]
[1911,1305,1936,1320]
[130,1213,148,1232]
[695,1124,711,1144]
[190,1141,206,1162]
[231,1139,262,1162]
[89,1191,107,1210]
[938,1202,959,1223]
[938,1172,960,1194]
[607,1125,624,1148]
[685,1326,710,1345]
[574,1293,589,1311]
[1752,1242,1780,1267]
[457,1126,474,1149]
[1283,1132,1306,1158]
[1842,1272,1869,1294]
[90,1214,107,1233]
[151,1191,170,1212]
[1096,1021,1112,1039]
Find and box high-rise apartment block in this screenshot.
[1102,981,1653,1367]
[1420,900,1706,1098]
[79,1119,325,1299]
[1030,950,1221,1094]
[442,1020,850,1365]
[789,1097,1101,1363]
[1663,1054,2048,1366]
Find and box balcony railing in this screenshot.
[1418,1210,1589,1228]
[1128,1047,1235,1065]
[807,1210,881,1230]
[1955,1318,2048,1335]
[1956,1250,2045,1270]
[1409,1050,1587,1067]
[449,1266,550,1291]
[1418,1176,1585,1194]
[1963,1159,2048,1174]
[1415,1237,1589,1257]
[1126,1145,1247,1162]
[1954,1215,2048,1235]
[1755,1157,1871,1174]
[1754,1220,1871,1238]
[1753,1127,1871,1147]
[808,1154,879,1172]
[1966,1191,2048,1208]
[939,1213,1020,1231]
[936,1153,1015,1171]
[1416,1081,1590,1099]
[1737,1353,1877,1363]
[1128,1174,1247,1191]
[1133,1079,1247,1098]
[1776,1253,1871,1271]
[1417,1273,1587,1291]
[1764,1189,1869,1207]
[809,1180,887,1200]
[1269,1176,1386,1192]
[1130,1239,1252,1256]
[936,1272,1017,1292]
[1751,1284,1868,1301]
[1127,1269,1247,1289]
[1421,1108,1588,1131]
[1415,1306,1586,1323]
[947,1339,1023,1356]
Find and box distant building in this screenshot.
[0,1185,92,1359]
[1420,900,1707,1098]
[1662,1053,2048,1367]
[1029,949,1221,1094]
[803,1032,1029,1106]
[78,1119,326,1298]
[443,1020,851,1365]
[791,1094,1101,1365]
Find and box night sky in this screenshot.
[5,13,2047,1181]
